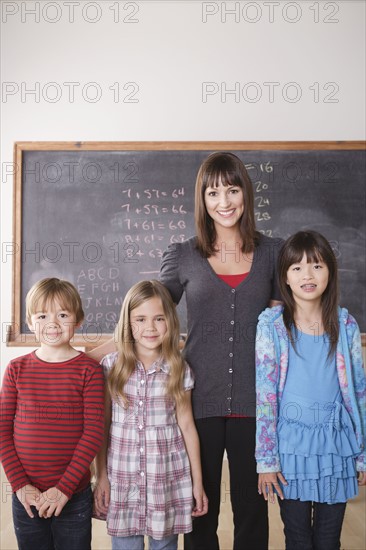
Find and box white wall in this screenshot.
[1,0,365,368]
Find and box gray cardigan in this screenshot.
[159,235,283,419]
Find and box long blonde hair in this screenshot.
[107,280,187,407]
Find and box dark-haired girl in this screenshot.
[256,230,366,550]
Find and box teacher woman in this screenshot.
[159,152,283,550]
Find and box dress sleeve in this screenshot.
[183,362,195,392]
[100,352,118,378]
[255,316,281,473]
[159,243,184,304]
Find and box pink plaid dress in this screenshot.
[102,352,195,539]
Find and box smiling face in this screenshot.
[130,296,168,360]
[28,298,79,348]
[204,179,244,231]
[286,253,330,307]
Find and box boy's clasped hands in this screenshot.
[16,484,69,519]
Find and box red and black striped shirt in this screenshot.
[0,351,104,498]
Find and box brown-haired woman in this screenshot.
[160,152,283,550]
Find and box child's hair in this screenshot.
[278,230,339,358]
[195,152,258,257]
[108,280,187,407]
[26,277,84,324]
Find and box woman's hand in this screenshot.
[258,472,287,503]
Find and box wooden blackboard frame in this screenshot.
[8,141,366,347]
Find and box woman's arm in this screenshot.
[269,238,284,308]
[176,392,208,517]
[159,243,184,304]
[86,337,116,363]
[269,299,283,308]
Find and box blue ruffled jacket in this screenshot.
[255,305,366,473]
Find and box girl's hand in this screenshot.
[357,471,366,486]
[94,475,111,517]
[36,487,69,518]
[258,472,287,503]
[16,484,42,518]
[191,484,208,517]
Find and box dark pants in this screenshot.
[12,485,93,550]
[184,417,268,550]
[279,499,347,550]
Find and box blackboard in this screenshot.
[9,142,366,346]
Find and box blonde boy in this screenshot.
[0,278,104,550]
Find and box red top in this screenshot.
[0,351,104,498]
[217,272,249,288]
[217,272,249,417]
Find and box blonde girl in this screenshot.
[94,280,208,550]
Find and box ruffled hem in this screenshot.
[280,452,356,480]
[278,416,360,459]
[277,398,361,503]
[280,475,358,504]
[277,401,360,503]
